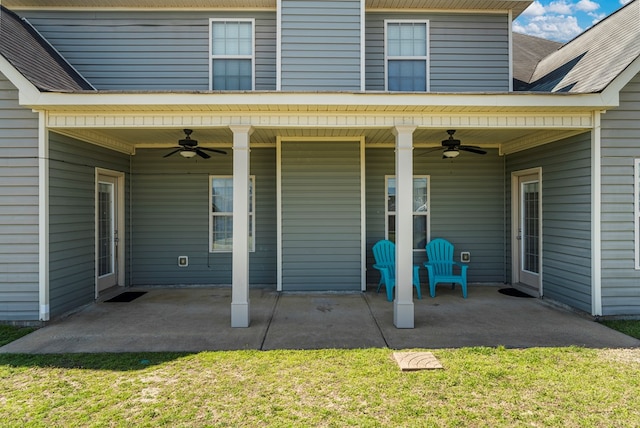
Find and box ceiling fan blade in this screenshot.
[459,146,487,155]
[163,148,182,158]
[199,147,228,155]
[416,147,443,157]
[195,148,211,159]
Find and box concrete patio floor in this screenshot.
[2,285,639,353]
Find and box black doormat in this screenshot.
[498,288,535,298]
[105,291,147,302]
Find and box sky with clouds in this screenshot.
[513,0,633,42]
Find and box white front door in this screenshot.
[96,171,124,294]
[513,171,542,293]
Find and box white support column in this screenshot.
[230,125,253,327]
[392,125,416,328]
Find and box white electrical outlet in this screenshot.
[178,256,189,267]
[461,252,470,263]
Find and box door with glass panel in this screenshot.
[97,173,122,292]
[515,173,541,291]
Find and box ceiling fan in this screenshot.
[420,130,487,159]
[163,129,227,159]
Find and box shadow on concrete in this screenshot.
[1,285,638,355]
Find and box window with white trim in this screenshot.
[385,175,430,250]
[384,20,429,92]
[210,176,255,252]
[635,159,640,269]
[210,19,255,90]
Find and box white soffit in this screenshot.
[4,0,532,16]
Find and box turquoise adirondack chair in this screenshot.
[424,238,468,298]
[372,240,422,302]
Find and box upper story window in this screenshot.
[210,19,255,90]
[384,21,429,92]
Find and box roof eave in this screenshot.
[21,91,616,114]
[0,53,42,101]
[600,54,640,105]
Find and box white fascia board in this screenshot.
[0,55,41,102]
[600,55,640,106]
[27,91,617,111]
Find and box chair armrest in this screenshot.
[424,261,467,275]
[424,261,456,267]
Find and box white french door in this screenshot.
[512,170,542,294]
[96,170,125,294]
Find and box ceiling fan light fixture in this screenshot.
[443,148,460,158]
[180,150,197,158]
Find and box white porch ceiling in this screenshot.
[52,126,588,156]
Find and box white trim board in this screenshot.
[635,158,640,271]
[38,112,50,321]
[591,111,602,316]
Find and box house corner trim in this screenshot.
[38,112,50,321]
[591,111,603,316]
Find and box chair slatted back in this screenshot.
[372,240,396,276]
[426,238,454,276]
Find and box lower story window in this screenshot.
[385,175,430,250]
[210,175,255,252]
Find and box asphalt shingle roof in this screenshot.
[512,32,562,90]
[526,0,640,93]
[0,5,93,92]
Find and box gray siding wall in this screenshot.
[365,148,506,286]
[365,12,510,92]
[506,134,592,313]
[281,142,361,290]
[600,73,640,316]
[280,0,362,90]
[22,11,277,91]
[49,133,130,317]
[0,74,40,321]
[130,148,276,285]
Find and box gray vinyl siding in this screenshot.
[0,74,40,321]
[600,73,640,316]
[365,148,506,287]
[365,12,510,92]
[281,142,361,290]
[280,0,361,90]
[48,133,130,318]
[506,134,592,313]
[130,148,276,286]
[21,11,277,91]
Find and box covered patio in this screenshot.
[34,93,602,329]
[2,285,638,354]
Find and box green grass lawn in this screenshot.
[601,320,640,340]
[1,325,639,427]
[0,325,35,347]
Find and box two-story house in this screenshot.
[1,0,639,328]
